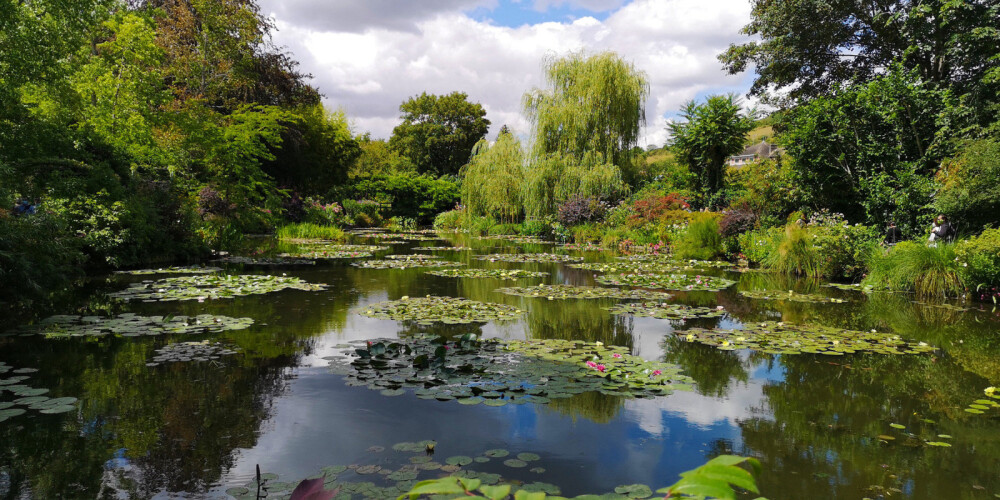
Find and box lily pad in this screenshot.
[211,256,316,266]
[595,273,735,291]
[445,456,473,466]
[484,449,509,458]
[149,341,239,364]
[739,289,848,303]
[352,259,465,269]
[109,274,327,302]
[496,284,674,301]
[473,253,583,263]
[414,246,471,251]
[677,321,938,356]
[516,452,540,461]
[503,459,527,468]
[607,302,725,320]
[357,296,524,324]
[6,314,254,338]
[614,484,653,498]
[115,265,221,275]
[426,269,549,280]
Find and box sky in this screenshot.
[258,0,755,148]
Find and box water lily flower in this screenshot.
[685,334,694,341]
[595,341,603,347]
[612,353,622,358]
[586,361,597,368]
[652,370,662,376]
[986,387,997,395]
[595,364,606,372]
[716,306,724,311]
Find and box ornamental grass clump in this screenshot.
[763,223,822,277]
[863,241,965,299]
[673,212,723,260]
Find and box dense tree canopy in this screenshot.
[720,0,1000,100]
[388,91,490,176]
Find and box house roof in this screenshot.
[739,140,780,158]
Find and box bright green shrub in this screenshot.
[433,209,464,231]
[488,223,519,235]
[934,138,1000,231]
[276,223,346,241]
[808,213,881,279]
[864,241,965,299]
[386,216,416,232]
[674,213,722,260]
[737,226,782,265]
[956,228,1000,292]
[571,222,605,243]
[519,218,551,237]
[333,174,459,225]
[463,214,496,236]
[341,199,385,227]
[764,224,822,277]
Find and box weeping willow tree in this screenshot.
[460,127,525,223]
[520,51,646,216]
[522,51,649,170]
[522,151,627,218]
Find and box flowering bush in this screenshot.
[628,192,690,225]
[556,195,607,226]
[303,198,347,226]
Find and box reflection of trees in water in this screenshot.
[394,321,484,340]
[739,352,1000,499]
[543,391,623,424]
[661,336,750,398]
[0,335,292,498]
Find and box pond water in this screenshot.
[2,232,999,499]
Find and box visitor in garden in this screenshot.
[928,215,956,245]
[884,221,902,245]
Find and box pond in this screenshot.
[1,232,999,499]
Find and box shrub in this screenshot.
[629,192,690,225]
[386,216,416,232]
[719,204,758,237]
[519,218,551,237]
[488,223,520,235]
[808,211,881,280]
[863,241,965,299]
[674,212,723,260]
[333,174,459,225]
[956,228,1000,300]
[764,224,822,277]
[571,222,605,243]
[302,199,347,226]
[737,226,782,265]
[276,223,346,241]
[934,138,1000,231]
[342,199,385,227]
[556,195,607,226]
[433,209,464,231]
[464,214,496,236]
[0,213,84,310]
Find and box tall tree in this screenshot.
[668,94,755,205]
[522,51,649,171]
[719,0,1000,100]
[388,91,490,176]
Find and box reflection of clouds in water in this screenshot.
[631,316,673,361]
[628,377,769,432]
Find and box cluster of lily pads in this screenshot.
[559,242,605,251]
[473,253,583,263]
[822,283,874,293]
[495,284,674,301]
[280,244,388,260]
[147,341,240,366]
[385,254,441,261]
[366,233,439,241]
[606,302,726,320]
[325,334,693,406]
[676,321,938,355]
[115,265,221,275]
[425,269,548,280]
[964,386,1000,415]
[414,246,471,251]
[877,422,954,448]
[569,261,698,274]
[223,443,580,500]
[0,362,77,422]
[595,273,736,291]
[211,256,316,266]
[738,290,848,303]
[476,235,550,245]
[109,274,328,302]
[3,313,254,338]
[357,296,524,324]
[352,259,465,270]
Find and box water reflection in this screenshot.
[1,234,999,499]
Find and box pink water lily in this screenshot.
[612,353,622,358]
[595,364,606,372]
[585,361,597,368]
[652,370,662,376]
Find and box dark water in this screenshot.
[2,233,999,499]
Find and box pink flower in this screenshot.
[612,353,622,358]
[652,370,662,376]
[585,361,597,368]
[596,364,606,372]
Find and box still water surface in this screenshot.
[1,233,999,499]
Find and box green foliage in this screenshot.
[780,69,948,232]
[668,94,756,203]
[389,91,490,176]
[351,136,416,178]
[0,213,84,310]
[956,228,1000,291]
[720,0,1000,99]
[523,51,649,172]
[341,199,386,228]
[399,455,762,499]
[764,224,822,277]
[724,159,800,223]
[433,209,464,231]
[276,223,346,241]
[522,152,627,218]
[462,131,525,222]
[934,138,1000,231]
[863,241,966,299]
[736,226,782,265]
[675,213,723,260]
[334,174,459,225]
[266,105,360,196]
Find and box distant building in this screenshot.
[727,140,781,167]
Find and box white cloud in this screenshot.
[263,0,753,147]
